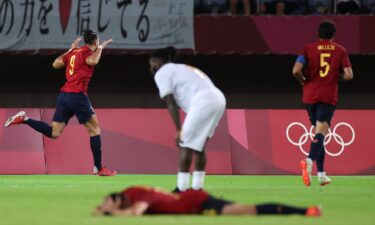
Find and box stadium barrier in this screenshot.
[2,15,375,55]
[0,108,374,175]
[194,15,375,54]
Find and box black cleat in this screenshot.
[171,187,182,193]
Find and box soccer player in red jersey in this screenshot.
[4,30,116,176]
[94,186,321,217]
[292,21,354,187]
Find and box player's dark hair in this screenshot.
[108,193,119,202]
[150,46,177,63]
[318,20,336,39]
[83,30,98,45]
[108,193,127,209]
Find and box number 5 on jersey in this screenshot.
[69,55,76,75]
[320,53,331,77]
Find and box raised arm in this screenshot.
[52,37,81,69]
[85,38,113,66]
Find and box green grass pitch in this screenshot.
[0,175,374,225]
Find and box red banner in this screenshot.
[195,15,375,54]
[0,109,374,175]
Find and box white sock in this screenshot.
[192,171,205,190]
[177,172,190,191]
[318,171,326,178]
[93,166,99,174]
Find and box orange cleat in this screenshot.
[305,205,322,217]
[4,111,26,127]
[96,167,117,176]
[300,159,312,187]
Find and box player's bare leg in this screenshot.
[315,121,329,135]
[51,121,67,139]
[84,115,101,136]
[195,139,208,171]
[5,111,66,139]
[222,203,321,217]
[222,204,257,215]
[84,115,116,176]
[194,151,206,171]
[179,147,193,172]
[176,147,193,192]
[192,148,207,190]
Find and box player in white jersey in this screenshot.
[149,47,226,192]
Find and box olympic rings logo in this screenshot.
[286,122,355,157]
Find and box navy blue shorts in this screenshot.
[53,92,95,124]
[306,103,336,126]
[200,196,232,215]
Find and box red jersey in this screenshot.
[61,46,94,94]
[299,40,351,105]
[122,186,210,214]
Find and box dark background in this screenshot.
[0,54,373,109]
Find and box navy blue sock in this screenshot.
[308,133,325,161]
[316,146,326,172]
[24,119,52,138]
[256,203,307,215]
[90,135,102,170]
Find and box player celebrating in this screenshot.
[292,21,354,186]
[94,185,322,217]
[150,47,226,192]
[4,30,116,176]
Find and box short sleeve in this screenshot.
[341,48,351,68]
[154,65,174,99]
[296,46,308,65]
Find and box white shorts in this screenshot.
[180,90,226,152]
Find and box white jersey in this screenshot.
[154,63,223,112]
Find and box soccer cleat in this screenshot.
[305,205,322,217]
[4,111,26,127]
[96,167,117,176]
[300,159,313,187]
[318,175,332,186]
[171,187,182,193]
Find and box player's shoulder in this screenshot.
[332,41,348,53]
[301,41,320,54]
[78,45,94,54]
[69,46,89,55]
[160,63,177,70]
[304,41,320,48]
[304,42,314,48]
[155,63,176,77]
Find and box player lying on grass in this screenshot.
[4,30,116,176]
[94,186,321,217]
